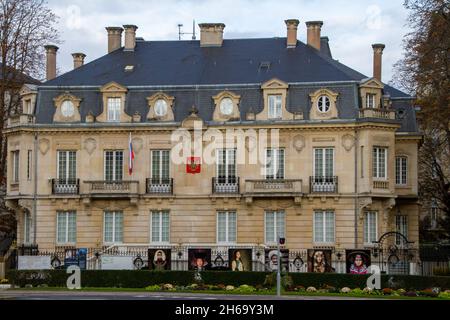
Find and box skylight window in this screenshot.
[124,65,134,72]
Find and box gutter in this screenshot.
[32,132,38,244]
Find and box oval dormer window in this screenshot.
[61,100,75,117]
[220,98,233,116]
[155,99,168,117]
[317,96,330,113]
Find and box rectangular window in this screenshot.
[395,156,407,185]
[217,211,237,243]
[268,95,282,119]
[366,93,377,108]
[151,150,170,182]
[314,211,335,243]
[56,211,77,244]
[216,149,236,183]
[57,151,77,182]
[265,149,285,179]
[373,147,387,179]
[12,151,19,183]
[107,97,121,122]
[431,206,439,229]
[361,146,364,178]
[104,211,123,244]
[265,210,285,244]
[314,148,334,178]
[395,215,408,246]
[364,211,378,244]
[151,211,170,243]
[24,211,31,244]
[27,150,32,181]
[25,99,32,114]
[105,151,123,181]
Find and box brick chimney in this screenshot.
[372,43,385,82]
[305,21,323,50]
[123,25,138,51]
[44,45,58,81]
[106,27,123,53]
[72,53,86,69]
[199,23,225,47]
[285,19,300,48]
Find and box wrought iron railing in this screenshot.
[212,177,240,194]
[146,178,173,195]
[309,176,338,193]
[52,179,80,195]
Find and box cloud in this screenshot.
[47,0,410,83]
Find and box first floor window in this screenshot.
[27,150,32,181]
[151,211,170,243]
[395,215,408,245]
[12,150,19,183]
[107,97,121,122]
[265,210,285,244]
[265,149,284,179]
[364,211,378,244]
[151,150,170,183]
[373,147,387,179]
[105,150,123,181]
[216,149,236,183]
[314,148,334,178]
[314,210,335,243]
[24,211,31,244]
[104,211,123,243]
[431,204,439,229]
[57,150,77,182]
[57,211,77,244]
[217,211,237,243]
[395,156,407,185]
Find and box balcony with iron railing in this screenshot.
[52,179,80,195]
[146,178,173,195]
[309,176,339,194]
[358,108,396,120]
[83,180,139,198]
[212,177,240,194]
[244,179,302,201]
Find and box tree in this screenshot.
[0,0,59,235]
[393,0,450,240]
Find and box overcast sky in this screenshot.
[47,0,411,85]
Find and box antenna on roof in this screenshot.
[178,20,196,40]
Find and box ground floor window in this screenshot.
[57,211,77,244]
[314,210,335,243]
[24,211,32,244]
[217,211,237,244]
[395,215,408,245]
[364,211,378,244]
[151,211,170,243]
[104,211,123,244]
[265,210,285,244]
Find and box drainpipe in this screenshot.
[354,127,359,248]
[33,132,38,245]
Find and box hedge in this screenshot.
[6,270,450,290]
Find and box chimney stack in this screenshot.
[44,45,58,81]
[72,53,86,69]
[106,27,123,53]
[305,21,323,50]
[199,23,225,47]
[372,43,385,82]
[285,19,300,48]
[123,25,138,51]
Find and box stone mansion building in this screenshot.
[5,20,422,273]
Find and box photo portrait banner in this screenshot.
[307,249,333,273]
[265,249,289,272]
[346,250,371,274]
[148,249,172,271]
[228,249,252,272]
[188,248,211,271]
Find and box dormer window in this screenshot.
[268,94,282,119]
[317,95,330,113]
[219,98,233,116]
[107,97,121,122]
[154,99,168,117]
[366,93,376,108]
[61,100,75,118]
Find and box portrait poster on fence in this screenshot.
[307,249,333,273]
[188,248,211,271]
[64,248,87,270]
[265,249,289,272]
[148,249,171,270]
[346,250,371,274]
[228,249,252,271]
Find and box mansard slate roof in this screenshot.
[36,37,417,132]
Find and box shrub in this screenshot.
[234,285,256,294]
[382,288,393,295]
[403,291,418,297]
[282,274,294,290]
[0,279,8,284]
[418,289,439,298]
[340,287,351,293]
[145,285,161,291]
[306,286,317,292]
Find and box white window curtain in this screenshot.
[314,211,335,243]
[57,211,77,244]
[265,211,285,243]
[151,211,170,243]
[104,211,123,243]
[217,211,237,243]
[265,149,285,180]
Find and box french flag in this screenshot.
[128,133,135,175]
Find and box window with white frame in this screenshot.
[364,211,378,244]
[216,149,236,183]
[57,211,77,244]
[314,148,334,178]
[268,94,282,119]
[265,210,285,244]
[104,211,123,244]
[12,150,19,183]
[105,151,123,181]
[57,151,76,183]
[265,149,284,180]
[314,210,335,243]
[217,211,237,243]
[151,150,170,183]
[107,97,121,122]
[151,210,170,243]
[373,147,387,179]
[27,150,32,181]
[395,215,408,245]
[366,93,377,108]
[430,202,439,229]
[395,156,407,185]
[24,211,31,244]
